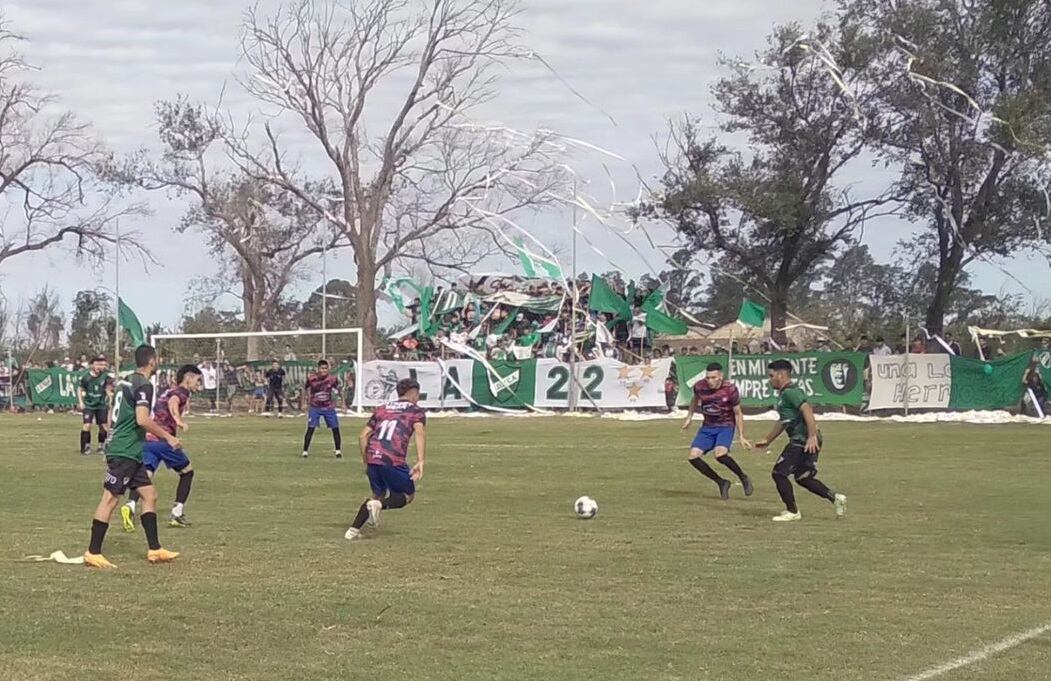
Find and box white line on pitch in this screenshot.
[897,620,1051,681]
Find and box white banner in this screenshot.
[359,360,473,408]
[533,358,672,409]
[869,354,951,410]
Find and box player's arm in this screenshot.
[358,425,373,467]
[135,405,181,448]
[169,395,189,432]
[754,422,785,449]
[734,404,752,449]
[799,402,820,454]
[77,385,86,411]
[681,395,698,431]
[411,422,426,481]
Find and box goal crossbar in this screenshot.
[150,327,364,416]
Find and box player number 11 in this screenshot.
[376,419,398,441]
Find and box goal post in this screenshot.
[149,328,365,416]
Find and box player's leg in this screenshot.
[346,465,388,539]
[793,454,846,518]
[265,389,274,414]
[276,389,284,416]
[133,475,179,562]
[712,427,753,496]
[165,446,194,526]
[79,411,93,455]
[326,410,342,458]
[687,428,730,498]
[302,408,320,457]
[85,458,136,567]
[771,445,802,521]
[94,408,109,454]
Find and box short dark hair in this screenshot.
[91,355,107,363]
[705,362,723,372]
[768,359,793,373]
[875,336,885,343]
[176,364,203,384]
[396,377,420,397]
[134,344,157,368]
[318,359,329,368]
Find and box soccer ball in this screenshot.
[574,496,598,519]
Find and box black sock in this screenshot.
[141,511,161,550]
[303,427,315,451]
[717,455,747,480]
[175,470,194,504]
[97,428,107,445]
[381,493,408,510]
[332,427,342,451]
[129,488,141,504]
[689,457,726,484]
[80,431,90,452]
[351,500,370,530]
[88,519,108,554]
[797,476,836,502]
[773,473,798,513]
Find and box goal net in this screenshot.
[149,328,364,416]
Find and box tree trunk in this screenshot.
[924,248,965,337]
[356,264,378,361]
[770,290,789,348]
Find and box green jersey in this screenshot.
[776,384,810,444]
[79,371,111,409]
[107,373,155,461]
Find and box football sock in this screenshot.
[381,493,408,510]
[97,427,107,445]
[332,427,342,451]
[80,431,90,451]
[351,501,370,530]
[717,455,746,480]
[689,458,726,484]
[88,519,108,554]
[141,512,161,550]
[303,427,315,451]
[797,477,835,502]
[175,470,194,505]
[772,472,798,513]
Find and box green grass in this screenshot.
[2,413,1050,681]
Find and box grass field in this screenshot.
[2,413,1050,681]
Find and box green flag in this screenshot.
[513,237,562,279]
[494,307,519,335]
[588,275,632,321]
[118,299,146,347]
[948,352,1030,410]
[641,286,686,335]
[418,287,437,338]
[737,299,767,328]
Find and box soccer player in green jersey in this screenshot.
[755,359,847,523]
[84,345,181,569]
[77,355,112,455]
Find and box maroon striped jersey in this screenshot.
[148,386,190,439]
[693,379,740,427]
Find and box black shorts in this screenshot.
[82,408,108,426]
[772,439,822,481]
[103,456,152,496]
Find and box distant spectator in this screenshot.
[816,338,832,353]
[199,360,218,410]
[945,332,962,356]
[910,337,926,354]
[857,335,872,354]
[872,336,892,356]
[1023,362,1048,418]
[283,344,297,361]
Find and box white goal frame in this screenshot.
[149,327,365,416]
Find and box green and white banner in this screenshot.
[676,353,867,407]
[533,358,673,408]
[27,368,84,407]
[869,352,1031,410]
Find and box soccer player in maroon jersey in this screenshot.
[122,364,202,530]
[301,360,342,459]
[681,361,754,500]
[344,378,427,541]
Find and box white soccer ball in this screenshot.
[574,495,598,519]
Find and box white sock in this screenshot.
[335,450,341,455]
[126,499,136,513]
[171,502,185,517]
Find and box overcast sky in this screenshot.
[2,0,1048,333]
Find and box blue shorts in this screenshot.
[691,425,735,454]
[308,407,339,429]
[142,441,191,473]
[367,464,415,497]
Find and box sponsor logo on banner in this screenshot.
[822,359,858,395]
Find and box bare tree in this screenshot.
[108,99,345,360]
[24,287,65,356]
[0,19,147,269]
[228,0,570,356]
